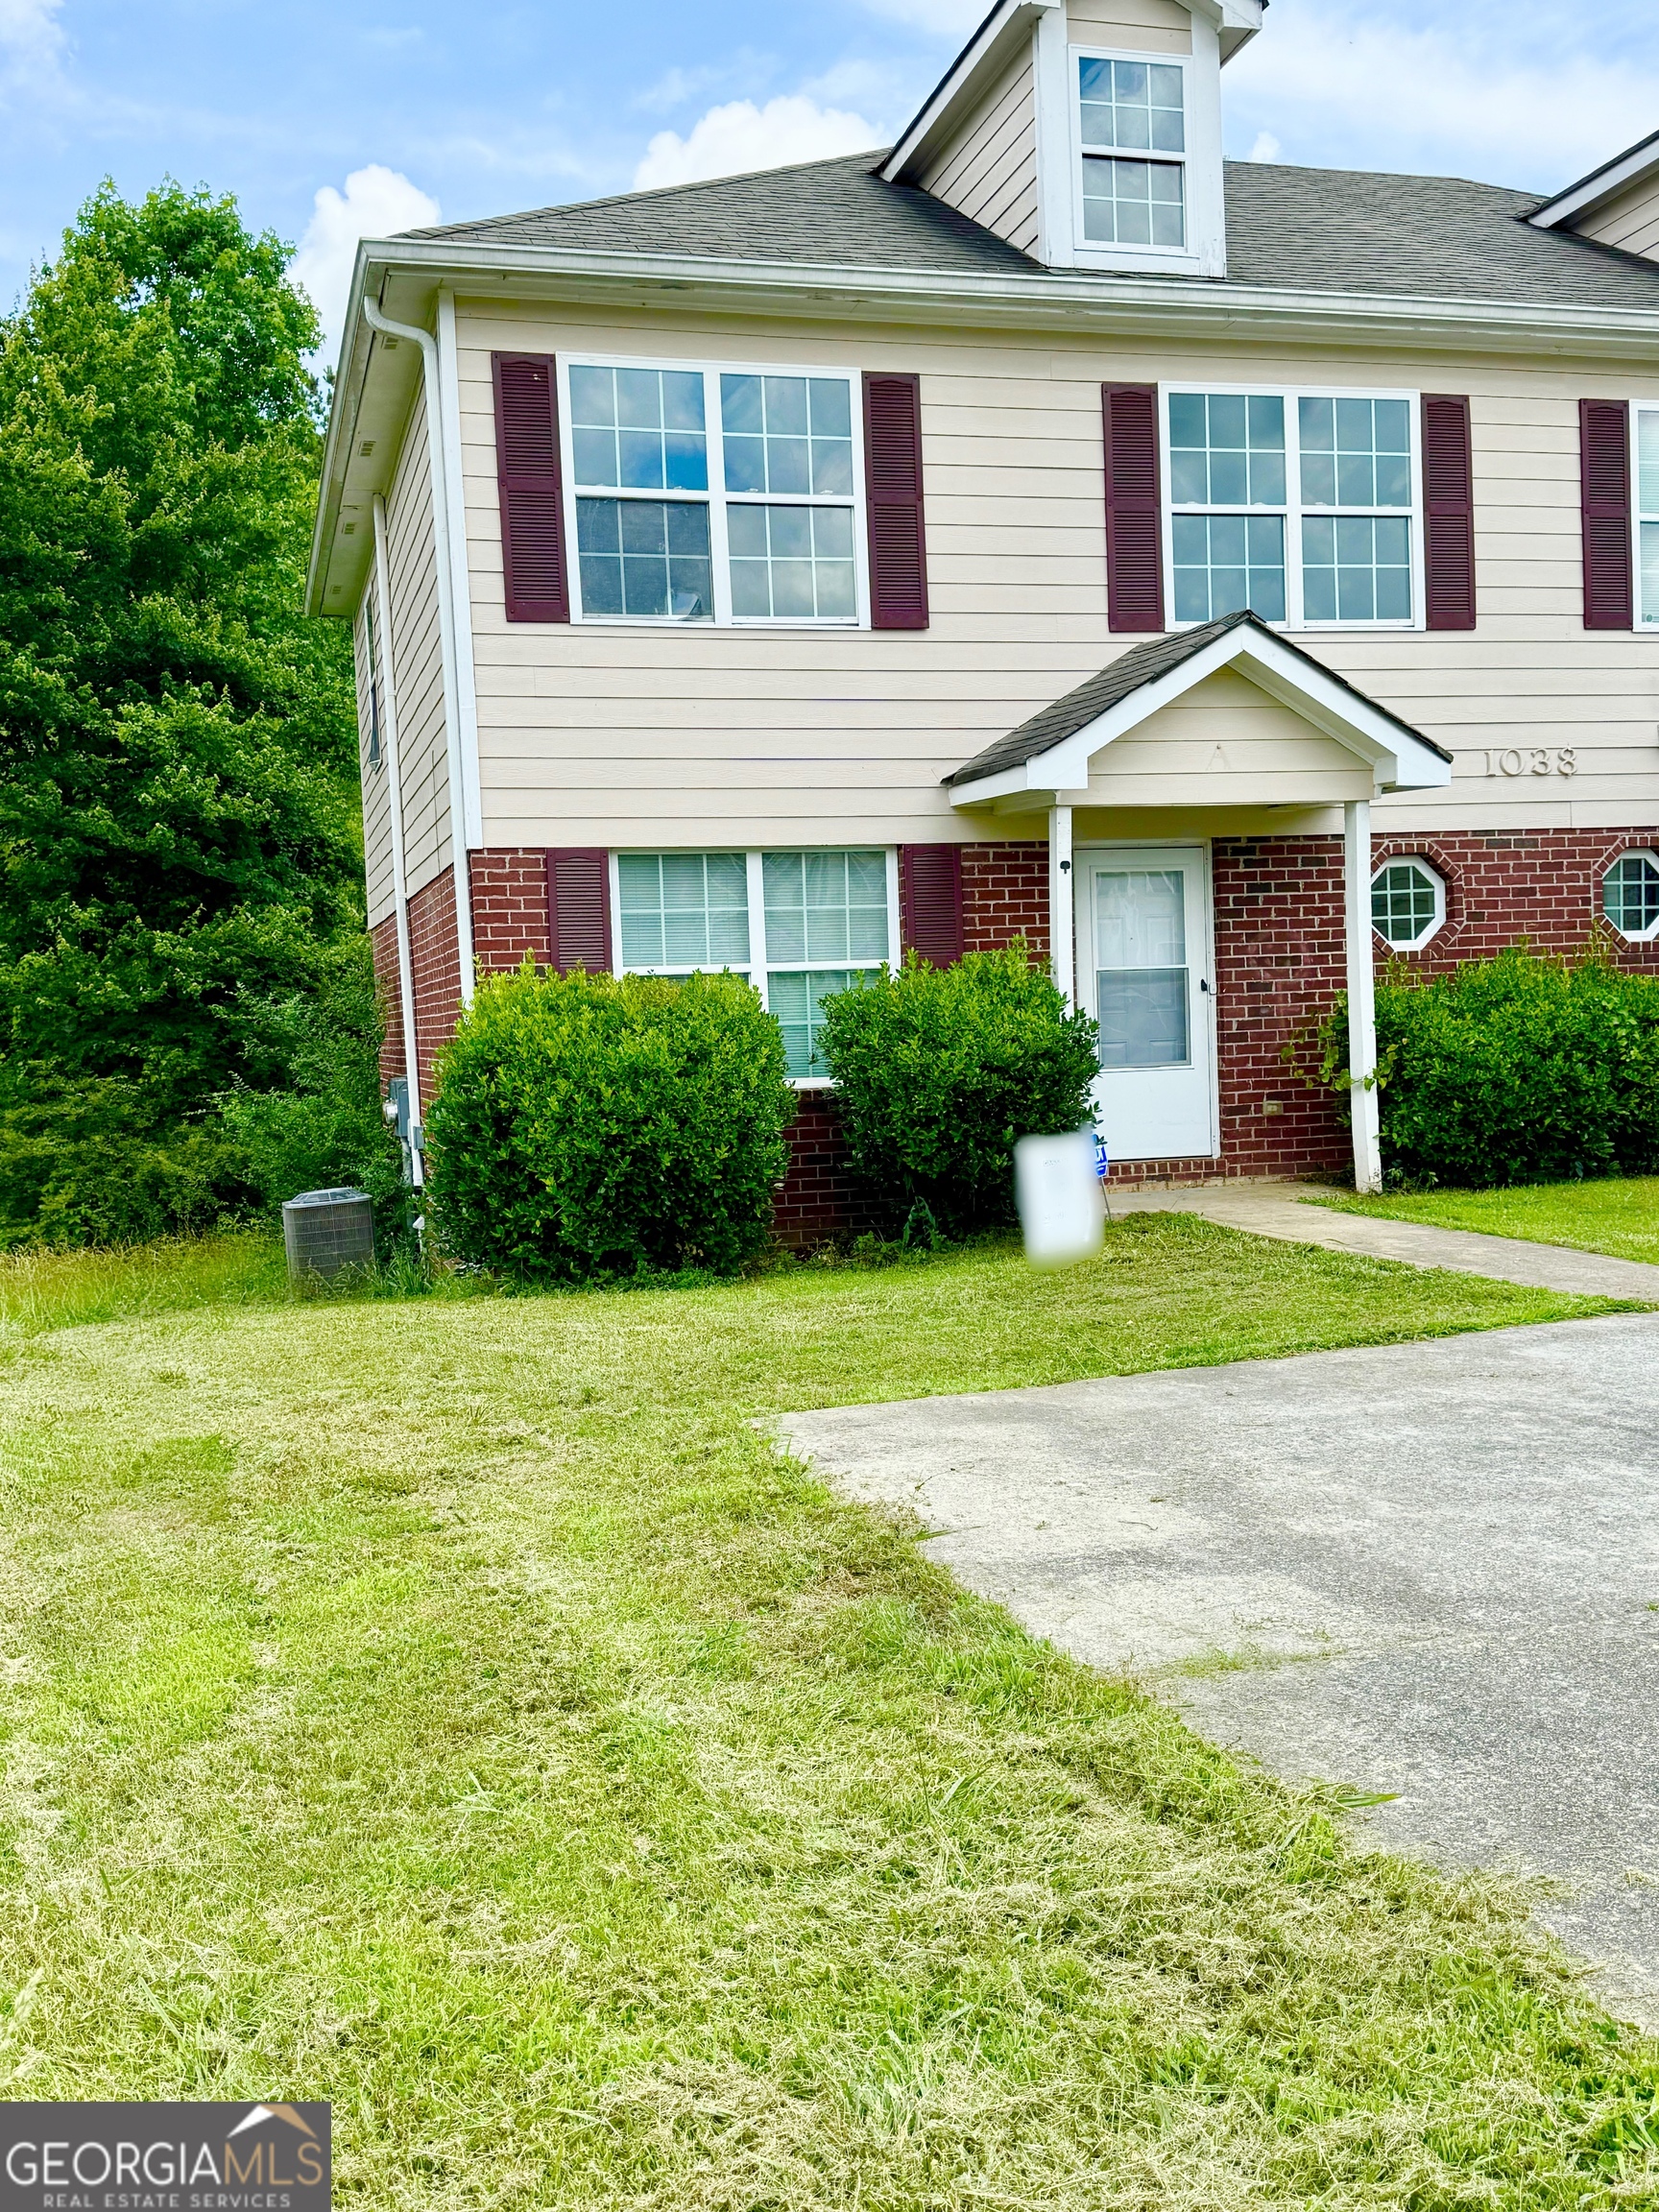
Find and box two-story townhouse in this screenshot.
[303,0,1659,1232]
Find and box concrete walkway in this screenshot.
[781,1313,1659,2025]
[1109,1178,1659,1301]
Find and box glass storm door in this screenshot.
[1081,848,1216,1161]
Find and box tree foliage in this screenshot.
[0,179,389,1241]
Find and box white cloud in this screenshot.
[1224,1,1659,190]
[291,164,440,364]
[1247,131,1282,164]
[0,0,64,84]
[633,95,882,192]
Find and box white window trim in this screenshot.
[1371,855,1445,951]
[1603,849,1659,943]
[1070,44,1192,264]
[607,846,900,1087]
[558,349,870,632]
[1161,380,1427,634]
[1635,402,1659,630]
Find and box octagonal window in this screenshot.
[1603,851,1659,941]
[1371,857,1444,950]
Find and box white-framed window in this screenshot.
[1371,857,1445,950]
[1638,407,1659,628]
[1165,384,1423,631]
[1603,851,1659,941]
[561,353,868,629]
[612,848,899,1082]
[1073,50,1188,253]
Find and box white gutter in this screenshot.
[370,493,425,1188]
[360,299,477,1007]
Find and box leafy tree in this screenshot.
[0,179,391,1241]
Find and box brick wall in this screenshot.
[408,867,463,1106]
[1209,834,1350,1180]
[963,840,1049,959]
[470,847,552,974]
[772,1092,884,1244]
[1372,827,1659,974]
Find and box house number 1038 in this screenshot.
[1481,748,1576,778]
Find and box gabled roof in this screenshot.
[945,612,1453,800]
[411,154,1659,311]
[1529,129,1659,233]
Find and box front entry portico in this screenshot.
[943,612,1454,1192]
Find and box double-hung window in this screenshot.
[1166,387,1419,629]
[565,356,865,627]
[1639,407,1659,627]
[613,849,897,1080]
[1076,53,1187,251]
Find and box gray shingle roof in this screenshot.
[944,611,1448,787]
[410,152,1659,311]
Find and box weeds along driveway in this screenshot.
[782,1310,1659,2027]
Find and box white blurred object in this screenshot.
[1015,1130,1106,1269]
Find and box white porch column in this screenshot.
[1343,800,1382,1193]
[1047,803,1074,1004]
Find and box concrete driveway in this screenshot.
[781,1312,1659,2025]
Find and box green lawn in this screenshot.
[1,1219,1654,2207]
[1315,1174,1659,1266]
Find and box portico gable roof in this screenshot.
[944,611,1453,806]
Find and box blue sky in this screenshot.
[2,0,1658,362]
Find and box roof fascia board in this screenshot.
[1529,132,1659,231]
[349,238,1659,358]
[948,627,1450,808]
[880,0,1058,185]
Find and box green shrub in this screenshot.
[817,944,1100,1236]
[1316,944,1659,1187]
[424,964,795,1281]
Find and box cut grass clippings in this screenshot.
[0,1212,1654,2207]
[1314,1173,1659,1268]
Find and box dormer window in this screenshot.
[1077,55,1187,252]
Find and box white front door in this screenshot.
[1078,846,1216,1161]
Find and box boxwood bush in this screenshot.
[1317,944,1659,1186]
[425,963,794,1280]
[817,943,1100,1236]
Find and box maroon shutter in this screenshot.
[493,353,569,623]
[1581,398,1634,631]
[1422,395,1477,631]
[1103,384,1165,633]
[901,845,964,967]
[862,372,929,630]
[545,850,612,974]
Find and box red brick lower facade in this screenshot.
[375,827,1659,1236]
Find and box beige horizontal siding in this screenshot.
[1576,176,1659,262]
[382,388,451,905]
[1067,0,1191,55]
[920,45,1039,258]
[450,298,1659,846]
[354,589,396,926]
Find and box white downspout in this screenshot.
[1344,799,1382,1193]
[362,298,477,1006]
[371,493,424,1190]
[1047,801,1075,1004]
[435,288,483,848]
